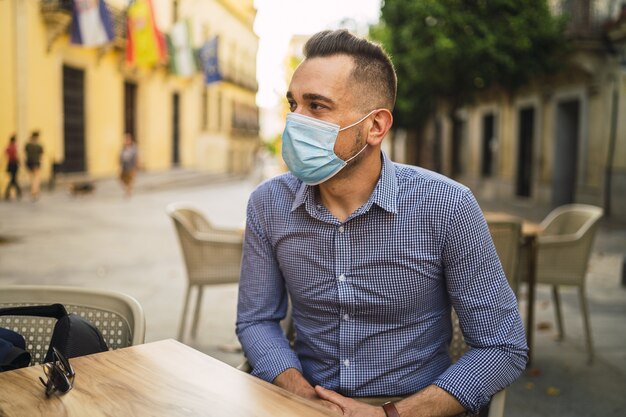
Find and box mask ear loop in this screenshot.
[338,109,379,132]
[344,141,369,164]
[341,110,380,163]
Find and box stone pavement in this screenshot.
[1,169,625,416]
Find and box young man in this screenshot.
[236,30,527,417]
[25,131,44,200]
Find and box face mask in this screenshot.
[281,110,377,185]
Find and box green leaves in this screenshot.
[372,0,566,129]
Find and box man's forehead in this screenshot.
[289,55,355,100]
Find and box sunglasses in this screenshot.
[39,347,75,397]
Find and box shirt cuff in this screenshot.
[250,346,303,383]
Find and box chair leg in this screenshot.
[551,285,564,341]
[578,286,594,364]
[191,285,204,338]
[178,285,192,341]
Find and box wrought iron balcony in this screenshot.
[107,3,127,49]
[552,0,622,40]
[40,0,72,51]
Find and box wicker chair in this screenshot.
[0,285,145,365]
[166,203,243,341]
[448,220,521,416]
[534,204,603,363]
[487,219,523,295]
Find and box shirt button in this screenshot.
[343,314,350,321]
[338,225,345,233]
[343,359,350,367]
[338,274,346,282]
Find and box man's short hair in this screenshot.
[303,30,397,111]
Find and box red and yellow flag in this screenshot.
[126,0,166,68]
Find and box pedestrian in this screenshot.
[119,133,138,197]
[236,30,527,417]
[4,134,22,201]
[24,131,43,201]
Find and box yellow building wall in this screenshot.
[2,0,258,187]
[0,0,16,195]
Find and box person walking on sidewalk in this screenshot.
[119,133,139,198]
[4,135,22,201]
[24,131,43,201]
[236,30,527,417]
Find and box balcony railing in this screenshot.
[107,3,127,49]
[40,0,72,51]
[553,0,623,39]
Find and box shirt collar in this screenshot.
[291,151,398,214]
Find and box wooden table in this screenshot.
[485,212,542,366]
[0,339,333,417]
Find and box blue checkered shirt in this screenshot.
[236,152,528,412]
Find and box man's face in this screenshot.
[286,54,367,161]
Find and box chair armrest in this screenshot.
[487,390,506,417]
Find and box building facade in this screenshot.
[413,0,626,220]
[0,0,259,191]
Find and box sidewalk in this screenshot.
[1,169,625,416]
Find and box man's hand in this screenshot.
[273,369,342,415]
[315,386,386,417]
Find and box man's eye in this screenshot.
[288,101,297,112]
[310,102,325,110]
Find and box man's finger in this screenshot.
[315,385,346,407]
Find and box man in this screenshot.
[4,135,22,200]
[119,133,139,198]
[25,131,44,200]
[236,30,527,417]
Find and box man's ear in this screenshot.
[366,109,393,146]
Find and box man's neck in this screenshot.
[318,151,382,223]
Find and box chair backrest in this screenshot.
[536,204,603,285]
[0,285,145,365]
[541,204,603,237]
[487,219,523,294]
[449,309,468,362]
[166,203,243,285]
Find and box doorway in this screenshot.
[62,65,86,172]
[172,93,180,166]
[516,107,535,197]
[481,113,496,177]
[552,99,580,207]
[124,81,137,140]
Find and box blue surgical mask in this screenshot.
[281,110,376,185]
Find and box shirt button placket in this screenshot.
[335,223,354,393]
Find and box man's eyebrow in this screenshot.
[285,92,336,107]
[302,93,335,105]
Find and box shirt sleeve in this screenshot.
[433,189,528,413]
[235,190,302,383]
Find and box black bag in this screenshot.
[0,304,108,371]
[0,328,31,372]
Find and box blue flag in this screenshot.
[70,0,114,46]
[200,36,222,84]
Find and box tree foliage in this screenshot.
[372,0,567,129]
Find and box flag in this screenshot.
[199,36,221,84]
[166,21,196,77]
[70,0,114,46]
[126,0,166,68]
